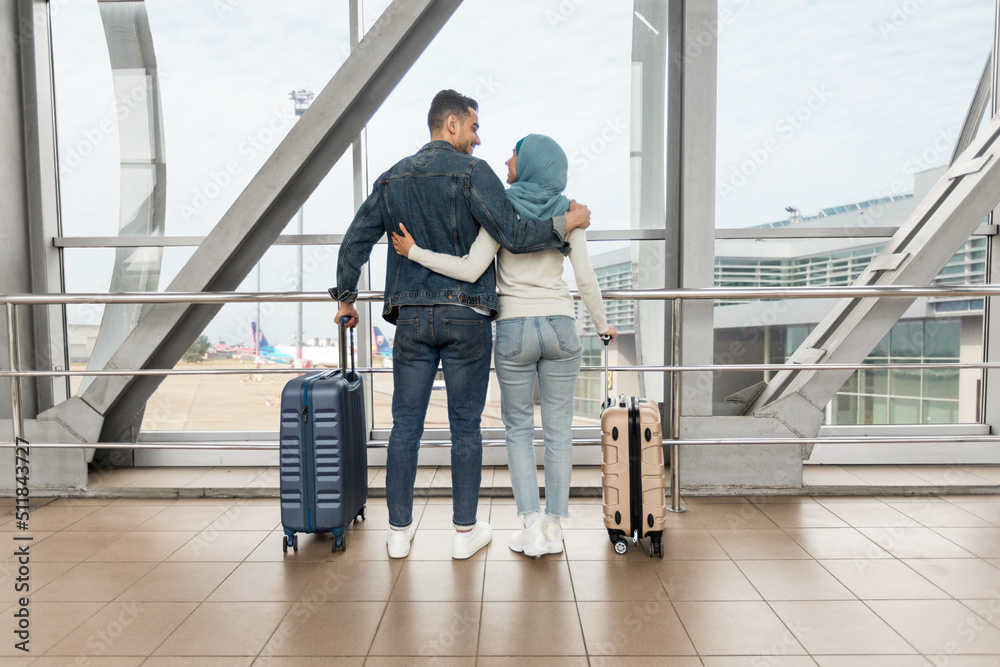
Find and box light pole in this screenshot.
[289,88,315,364]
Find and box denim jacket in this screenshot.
[332,140,568,324]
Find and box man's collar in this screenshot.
[420,139,460,153]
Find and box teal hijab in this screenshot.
[506,134,571,220]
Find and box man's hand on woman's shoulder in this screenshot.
[565,199,591,233]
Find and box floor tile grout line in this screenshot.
[924,523,989,560]
[758,596,822,662]
[732,557,820,604]
[648,553,709,661]
[957,597,1000,633]
[563,540,593,660]
[957,465,1000,486]
[138,594,211,661]
[883,496,986,526]
[37,598,116,657]
[475,511,488,662]
[360,540,404,660]
[853,595,929,660]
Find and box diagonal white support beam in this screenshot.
[748,114,1000,435]
[41,0,464,443]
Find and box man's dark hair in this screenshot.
[427,89,478,133]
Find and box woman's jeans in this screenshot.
[495,316,582,519]
[387,305,492,529]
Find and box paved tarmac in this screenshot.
[72,359,555,432]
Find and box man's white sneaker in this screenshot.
[452,520,492,559]
[386,524,416,558]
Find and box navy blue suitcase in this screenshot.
[279,320,367,552]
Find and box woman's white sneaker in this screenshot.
[540,517,564,555]
[519,520,547,557]
[508,511,539,554]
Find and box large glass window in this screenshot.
[714,0,993,431]
[54,0,356,432]
[52,2,658,438]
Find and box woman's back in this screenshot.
[495,229,605,332]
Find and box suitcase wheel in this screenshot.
[282,534,299,553]
[613,539,628,555]
[649,536,664,559]
[282,535,288,553]
[292,534,298,552]
[356,505,367,522]
[333,534,345,552]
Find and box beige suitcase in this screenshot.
[600,339,667,557]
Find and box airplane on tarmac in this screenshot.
[252,323,294,364]
[219,325,291,363]
[228,322,394,368]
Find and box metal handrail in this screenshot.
[9,434,1000,450]
[6,285,999,507]
[5,359,1000,379]
[5,284,1000,304]
[43,223,1000,246]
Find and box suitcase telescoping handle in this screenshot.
[338,316,357,380]
[601,334,613,409]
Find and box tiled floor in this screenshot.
[1,466,999,664]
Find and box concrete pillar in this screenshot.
[0,1,38,421]
[666,0,716,417]
[1,0,86,490]
[670,0,804,489]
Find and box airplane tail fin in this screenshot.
[373,326,393,356]
[252,321,273,351]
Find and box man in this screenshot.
[333,89,590,560]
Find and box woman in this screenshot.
[392,134,616,557]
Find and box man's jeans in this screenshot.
[494,316,582,519]
[387,305,492,529]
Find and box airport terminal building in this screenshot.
[3,1,1000,663]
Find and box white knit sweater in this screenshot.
[407,226,610,333]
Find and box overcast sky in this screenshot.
[51,0,995,346]
[715,0,992,227]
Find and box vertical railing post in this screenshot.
[7,303,24,443]
[7,302,28,504]
[667,296,686,513]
